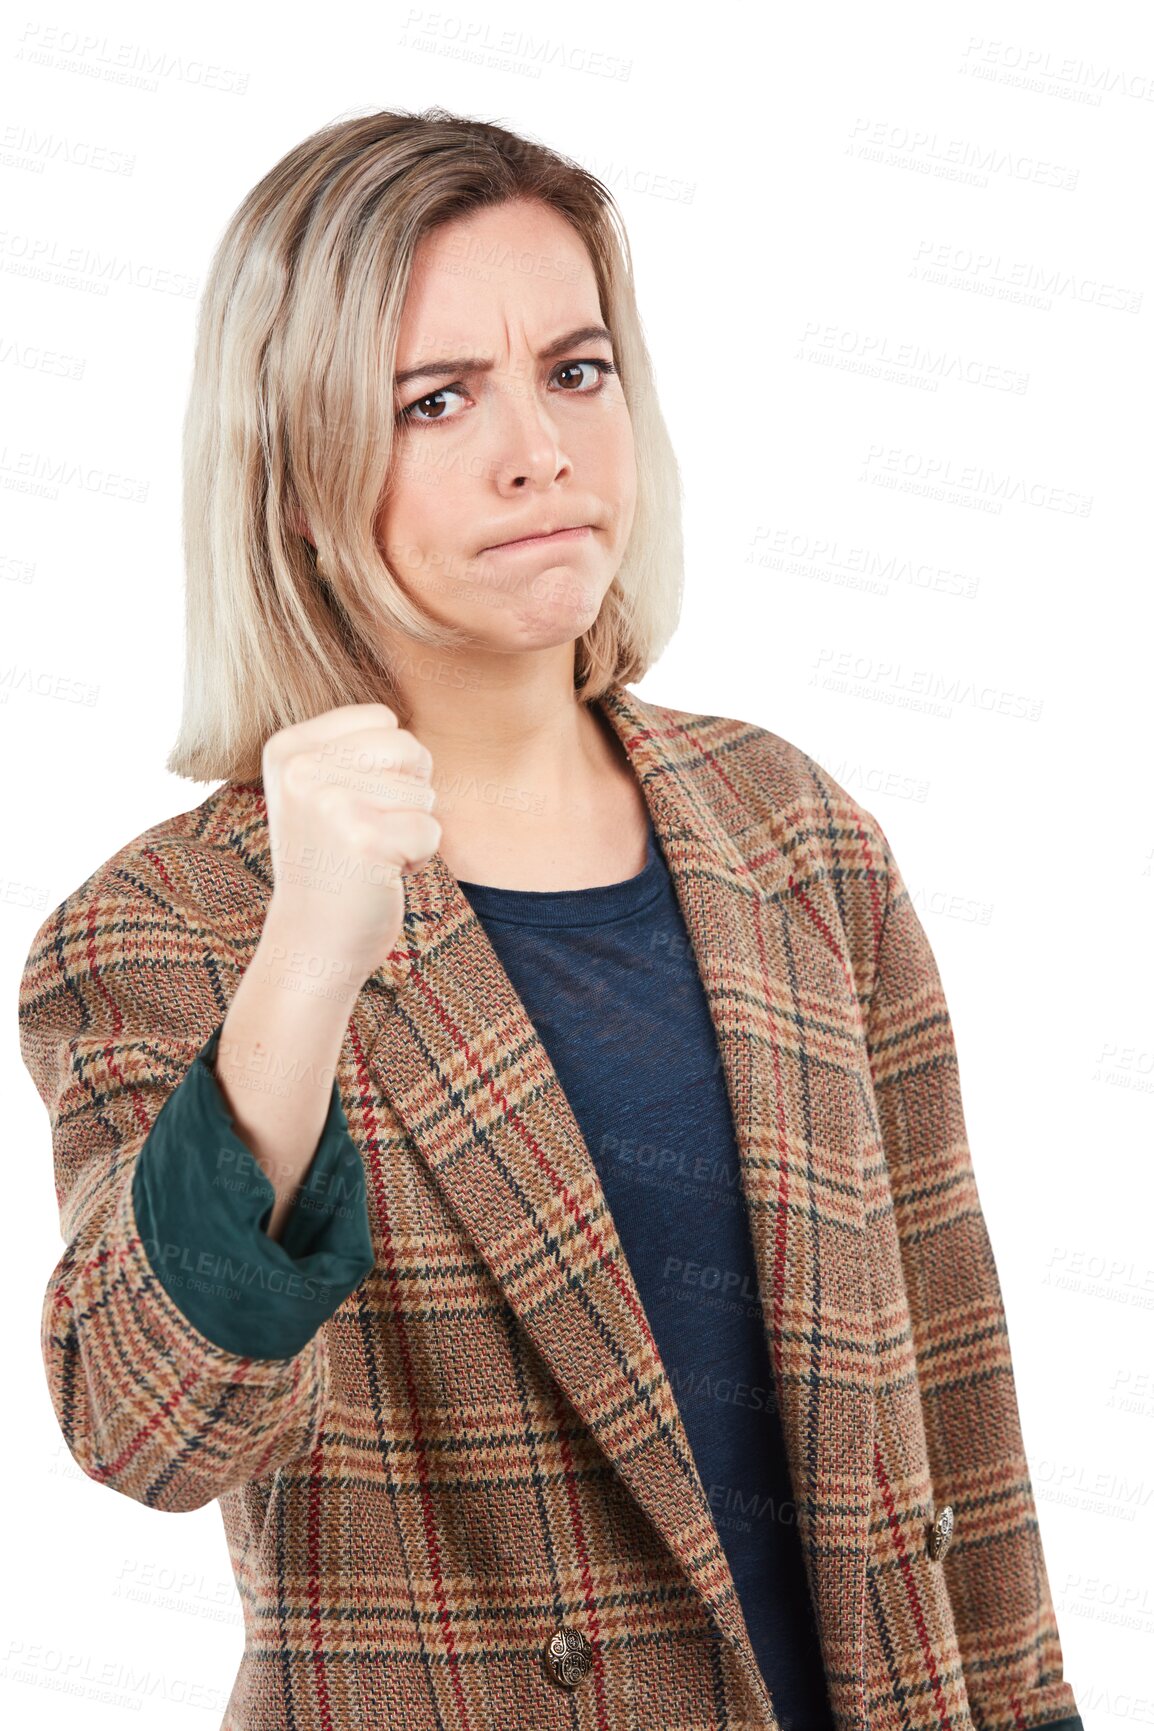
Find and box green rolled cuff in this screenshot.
[131,1021,375,1360]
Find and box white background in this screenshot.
[2,1,1151,1725]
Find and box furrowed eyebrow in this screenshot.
[394,324,614,389]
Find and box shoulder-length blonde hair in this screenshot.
[167,105,685,784]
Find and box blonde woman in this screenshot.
[19,109,1083,1731]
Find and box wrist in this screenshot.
[259,901,378,998]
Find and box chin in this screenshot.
[500,599,603,644]
[543,580,604,619]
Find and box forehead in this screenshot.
[400,199,601,348]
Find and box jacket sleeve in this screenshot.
[865,827,1082,1731]
[19,857,371,1514]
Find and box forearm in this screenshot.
[214,906,369,1241]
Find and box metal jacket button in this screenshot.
[928,1503,956,1561]
[544,1624,593,1688]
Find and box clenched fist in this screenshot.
[261,703,441,986]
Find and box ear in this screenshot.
[290,507,315,546]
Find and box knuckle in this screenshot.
[400,731,432,769]
[345,817,379,858]
[280,752,315,800]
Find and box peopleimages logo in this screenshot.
[140,1238,335,1305]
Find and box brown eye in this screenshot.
[398,385,468,425]
[555,360,614,391]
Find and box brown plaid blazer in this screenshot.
[20,681,1080,1730]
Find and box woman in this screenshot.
[19,108,1082,1731]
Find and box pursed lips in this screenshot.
[480,525,594,553]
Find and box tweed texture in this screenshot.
[20,682,1079,1731]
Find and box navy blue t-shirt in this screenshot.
[457,808,835,1731]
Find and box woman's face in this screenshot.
[375,197,637,653]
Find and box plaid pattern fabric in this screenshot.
[19,681,1080,1730]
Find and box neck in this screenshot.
[387,654,623,834]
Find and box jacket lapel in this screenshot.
[595,686,876,1726]
[231,683,875,1726]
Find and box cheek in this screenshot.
[384,450,430,527]
[377,455,456,562]
[596,405,636,486]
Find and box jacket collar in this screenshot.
[227,681,874,1726]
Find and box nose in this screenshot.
[487,366,572,492]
